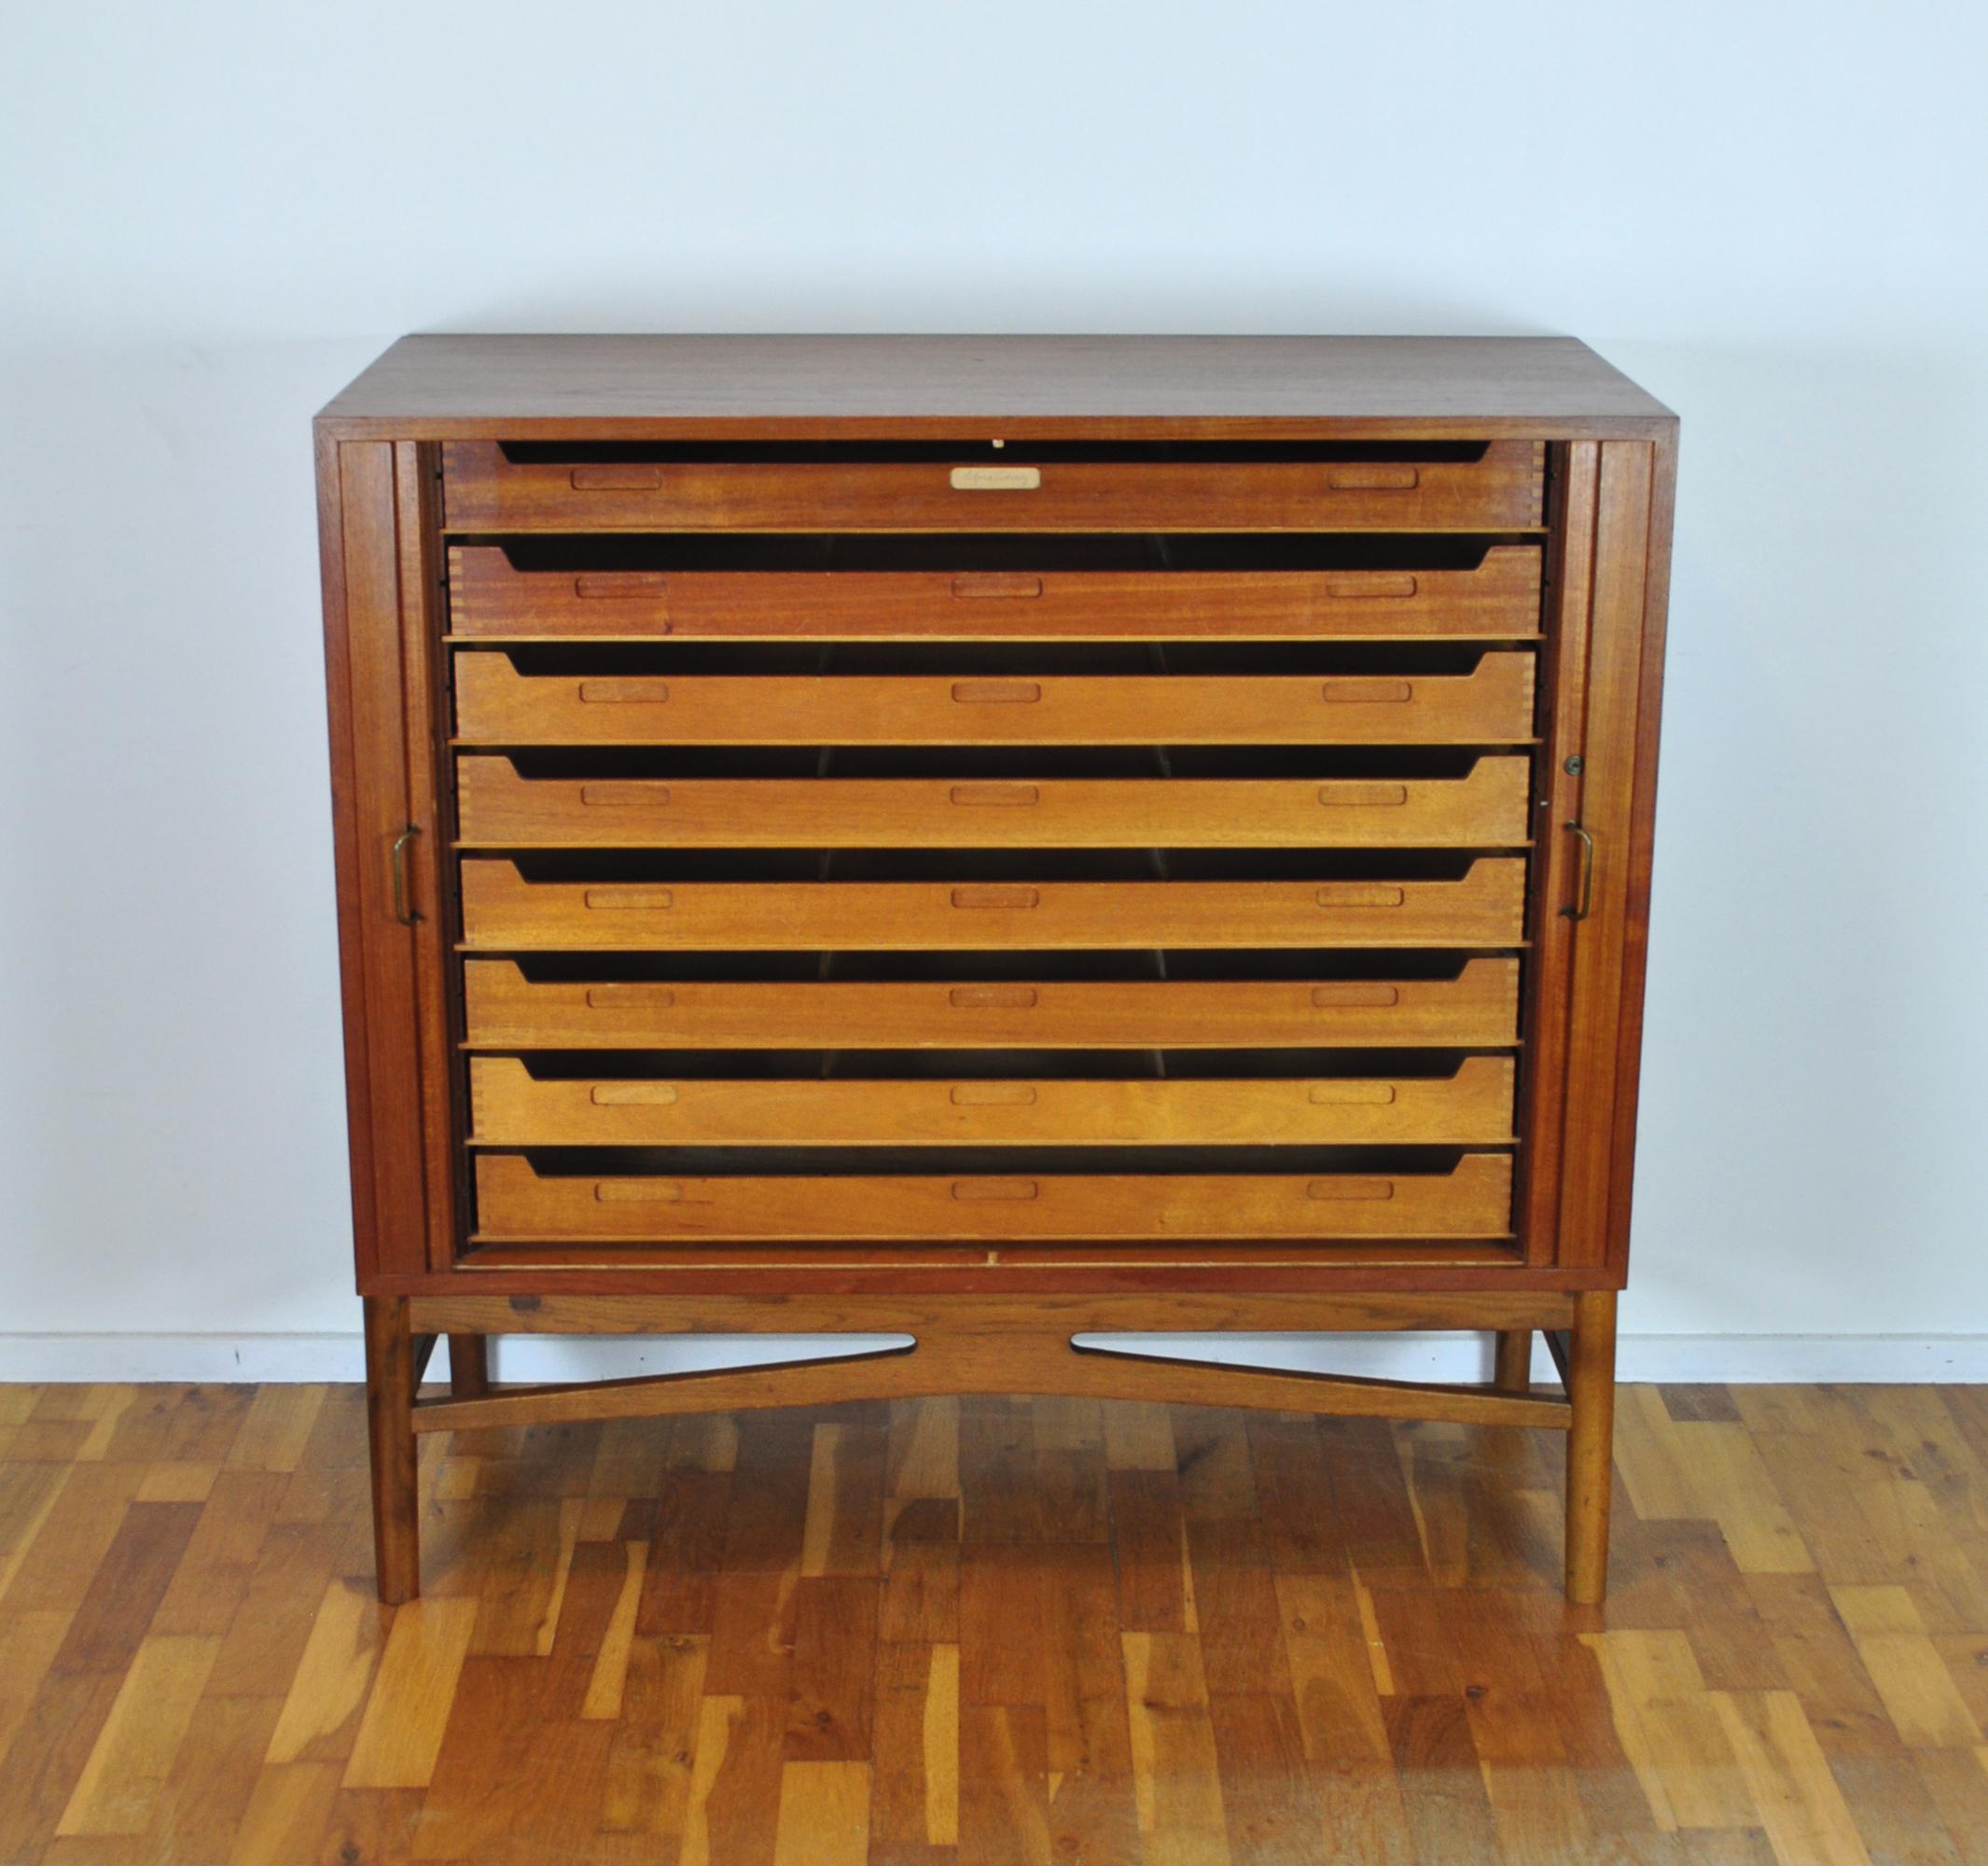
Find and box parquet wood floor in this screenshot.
[4,1378,1988,1862]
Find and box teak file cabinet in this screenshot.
[315,336,1676,1605]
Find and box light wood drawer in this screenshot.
[459,857,1527,950]
[441,441,1545,533]
[454,757,1532,850]
[452,652,1536,746]
[447,544,1543,640]
[472,1152,1514,1243]
[468,1056,1515,1147]
[463,958,1522,1050]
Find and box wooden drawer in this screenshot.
[452,651,1536,746]
[447,544,1544,640]
[459,857,1527,950]
[469,1055,1515,1147]
[441,440,1546,533]
[472,1152,1514,1243]
[454,756,1532,850]
[463,958,1522,1050]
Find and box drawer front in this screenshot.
[452,654,1537,747]
[454,757,1532,850]
[463,959,1522,1051]
[473,1153,1514,1243]
[469,1055,1514,1148]
[447,546,1543,641]
[442,440,1546,533]
[459,858,1527,950]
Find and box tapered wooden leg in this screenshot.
[364,1296,421,1605]
[1493,1330,1533,1392]
[448,1333,490,1400]
[1564,1289,1619,1605]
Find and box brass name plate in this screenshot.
[949,466,1041,490]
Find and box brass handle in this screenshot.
[1562,822,1594,921]
[391,824,422,926]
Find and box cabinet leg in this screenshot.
[1493,1330,1533,1392]
[448,1333,490,1400]
[364,1296,421,1605]
[1564,1290,1619,1605]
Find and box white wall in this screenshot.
[4,1,1985,1381]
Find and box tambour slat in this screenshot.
[452,652,1538,745]
[462,958,1522,1050]
[446,545,1544,640]
[458,858,1527,950]
[454,756,1532,849]
[472,1152,1515,1242]
[441,440,1547,533]
[468,1055,1515,1147]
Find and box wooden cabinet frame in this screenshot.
[316,338,1675,1605]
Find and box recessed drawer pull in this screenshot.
[950,679,1042,703]
[1307,1177,1396,1201]
[950,985,1038,1008]
[1307,1082,1398,1106]
[583,887,674,910]
[590,1083,681,1106]
[580,782,671,807]
[950,783,1038,807]
[571,466,663,492]
[1316,783,1409,808]
[950,1083,1038,1107]
[1325,574,1419,600]
[1310,983,1399,1008]
[950,575,1043,600]
[594,1180,683,1203]
[584,984,675,1009]
[1326,466,1418,492]
[575,572,667,599]
[1314,884,1406,909]
[948,468,1041,492]
[951,886,1039,909]
[579,679,670,703]
[951,1177,1039,1202]
[1321,678,1414,704]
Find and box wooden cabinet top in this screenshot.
[316,333,1675,441]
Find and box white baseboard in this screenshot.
[2,1331,1986,1386]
